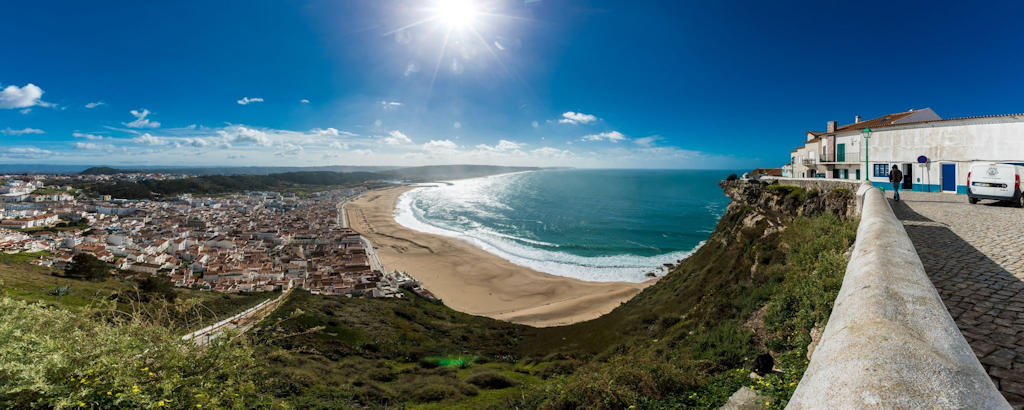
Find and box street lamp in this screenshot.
[861,128,871,181]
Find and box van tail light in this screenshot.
[967,172,971,187]
[1016,174,1020,191]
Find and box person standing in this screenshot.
[889,165,904,201]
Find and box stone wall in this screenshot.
[786,182,1008,409]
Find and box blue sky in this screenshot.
[2,0,1023,169]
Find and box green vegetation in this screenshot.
[0,297,271,409]
[30,187,75,195]
[72,171,386,200]
[0,253,272,329]
[72,165,541,199]
[64,253,110,281]
[0,183,857,409]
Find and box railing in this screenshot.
[787,182,1007,409]
[801,158,817,165]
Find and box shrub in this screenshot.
[0,296,272,408]
[64,253,109,281]
[137,276,176,302]
[541,357,698,409]
[465,370,519,389]
[726,173,739,181]
[410,383,460,402]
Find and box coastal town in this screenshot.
[0,173,434,300]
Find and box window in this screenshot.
[873,164,889,178]
[856,169,861,180]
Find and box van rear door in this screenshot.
[970,163,1016,199]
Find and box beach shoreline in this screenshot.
[345,185,657,327]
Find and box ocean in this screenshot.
[394,169,732,283]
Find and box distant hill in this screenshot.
[79,166,135,175]
[70,165,544,199]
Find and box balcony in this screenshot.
[821,150,861,164]
[801,158,817,165]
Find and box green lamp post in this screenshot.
[861,128,871,181]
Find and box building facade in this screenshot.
[786,108,1024,194]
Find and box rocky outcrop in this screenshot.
[719,179,857,220]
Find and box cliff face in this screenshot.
[515,179,859,408]
[719,179,857,220]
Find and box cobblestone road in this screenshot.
[889,190,1024,407]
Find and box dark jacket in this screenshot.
[889,168,903,184]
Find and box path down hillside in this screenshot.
[183,286,293,347]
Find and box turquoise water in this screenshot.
[395,169,732,282]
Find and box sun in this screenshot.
[434,0,478,29]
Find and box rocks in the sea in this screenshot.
[720,386,769,410]
[645,272,657,278]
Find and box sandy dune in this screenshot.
[345,186,653,327]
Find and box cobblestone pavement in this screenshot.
[888,190,1024,407]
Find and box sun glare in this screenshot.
[434,0,478,29]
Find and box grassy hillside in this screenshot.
[0,181,858,409]
[0,252,274,331]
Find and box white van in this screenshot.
[967,163,1024,207]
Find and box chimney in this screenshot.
[827,121,837,133]
[855,115,862,123]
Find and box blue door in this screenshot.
[941,163,956,192]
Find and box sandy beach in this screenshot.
[345,186,654,327]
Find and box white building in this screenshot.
[787,109,1024,194]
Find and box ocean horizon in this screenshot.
[394,168,735,282]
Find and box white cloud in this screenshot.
[0,146,52,158]
[227,154,247,159]
[177,137,212,148]
[329,141,348,150]
[423,139,459,153]
[581,131,626,143]
[404,63,420,77]
[383,130,413,145]
[133,133,169,146]
[453,121,462,129]
[300,99,310,104]
[72,132,105,140]
[531,147,574,159]
[558,111,598,125]
[85,101,106,109]
[633,135,661,147]
[275,142,304,157]
[1,127,44,136]
[0,83,49,109]
[380,100,403,109]
[237,97,264,105]
[218,125,272,146]
[19,108,31,114]
[531,121,539,128]
[125,109,160,128]
[73,142,116,151]
[310,127,358,138]
[475,139,522,152]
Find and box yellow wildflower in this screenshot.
[149,372,156,377]
[765,402,771,406]
[158,400,165,406]
[132,385,141,393]
[107,391,112,396]
[141,367,149,372]
[196,405,203,408]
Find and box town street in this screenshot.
[890,191,1024,405]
